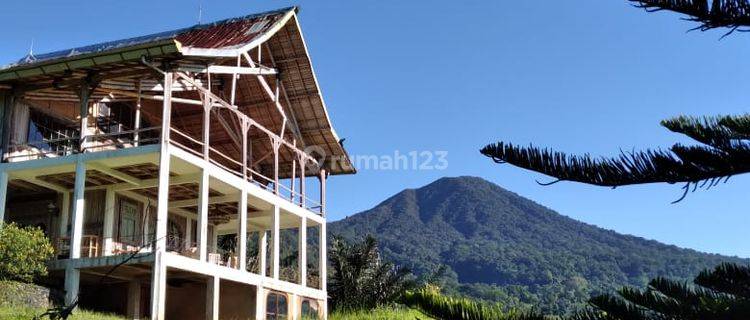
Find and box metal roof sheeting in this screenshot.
[1,7,294,71]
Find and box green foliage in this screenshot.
[481,114,750,201]
[0,223,54,283]
[404,285,548,320]
[328,235,416,311]
[574,263,750,320]
[330,177,747,314]
[329,305,435,320]
[0,306,124,320]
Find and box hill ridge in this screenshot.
[330,176,746,313]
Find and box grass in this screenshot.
[0,306,125,320]
[329,306,435,320]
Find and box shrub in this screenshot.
[0,223,55,283]
[404,285,549,320]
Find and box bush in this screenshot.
[0,223,54,283]
[404,285,549,320]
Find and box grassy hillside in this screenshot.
[330,176,747,314]
[330,306,434,320]
[0,306,124,320]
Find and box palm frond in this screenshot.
[661,115,750,150]
[694,263,750,299]
[630,0,750,34]
[588,294,653,320]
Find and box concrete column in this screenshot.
[151,72,172,320]
[69,160,87,259]
[150,251,167,320]
[298,217,307,287]
[63,265,80,307]
[238,189,248,271]
[319,222,327,292]
[0,171,7,226]
[258,230,267,277]
[270,206,280,279]
[153,72,172,254]
[127,280,141,320]
[254,286,265,320]
[198,169,209,261]
[103,186,116,255]
[206,276,220,320]
[58,192,70,237]
[185,218,192,251]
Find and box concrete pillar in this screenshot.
[206,276,219,320]
[185,218,192,251]
[150,251,166,320]
[270,206,280,279]
[258,230,267,277]
[319,222,327,292]
[238,189,248,271]
[298,217,307,287]
[63,265,80,307]
[198,169,209,261]
[254,286,265,320]
[153,72,172,254]
[151,72,172,320]
[127,280,141,320]
[0,171,7,226]
[103,186,116,255]
[58,192,70,237]
[69,160,87,259]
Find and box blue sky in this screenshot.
[2,1,748,258]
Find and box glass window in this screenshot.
[118,199,139,244]
[266,292,288,319]
[300,299,319,320]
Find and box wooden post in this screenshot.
[242,119,249,180]
[198,169,209,261]
[102,186,116,256]
[238,189,248,271]
[206,276,220,320]
[69,160,87,259]
[78,85,90,152]
[271,205,280,279]
[273,139,280,195]
[0,171,7,226]
[319,169,327,216]
[202,94,211,161]
[134,80,142,147]
[298,217,307,287]
[299,158,306,207]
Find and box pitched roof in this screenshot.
[3,7,294,71]
[0,6,355,176]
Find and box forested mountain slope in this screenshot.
[329,176,747,313]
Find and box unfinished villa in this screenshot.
[0,6,354,320]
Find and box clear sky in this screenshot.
[1,1,748,258]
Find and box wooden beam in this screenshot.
[89,162,143,186]
[206,65,277,75]
[167,194,240,209]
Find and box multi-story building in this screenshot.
[0,6,354,320]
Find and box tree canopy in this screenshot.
[481,114,750,202]
[629,0,750,36]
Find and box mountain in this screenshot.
[329,176,748,314]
